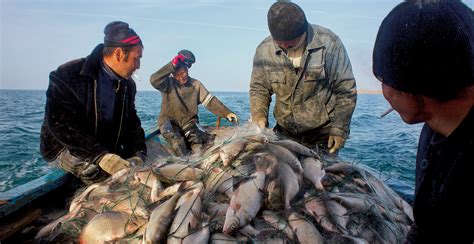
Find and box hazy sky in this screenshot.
[1,0,473,91]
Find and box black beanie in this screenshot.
[103,21,143,47]
[267,1,308,41]
[373,0,473,100]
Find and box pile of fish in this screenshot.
[35,124,413,243]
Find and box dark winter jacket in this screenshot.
[40,44,146,163]
[406,107,473,243]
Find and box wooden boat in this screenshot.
[0,123,414,241]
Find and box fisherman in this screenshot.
[40,21,147,184]
[373,0,473,242]
[249,1,357,154]
[150,50,239,156]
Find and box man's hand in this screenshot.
[98,153,130,175]
[253,118,267,129]
[126,156,144,167]
[171,54,186,67]
[226,113,239,124]
[328,135,345,153]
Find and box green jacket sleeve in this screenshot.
[249,47,273,124]
[150,62,175,92]
[195,80,232,118]
[327,36,357,138]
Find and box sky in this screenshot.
[1,0,473,92]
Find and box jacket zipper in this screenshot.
[94,79,98,136]
[114,85,127,151]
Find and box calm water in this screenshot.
[0,90,422,193]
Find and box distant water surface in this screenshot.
[0,90,422,194]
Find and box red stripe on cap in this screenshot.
[128,38,141,44]
[121,35,140,44]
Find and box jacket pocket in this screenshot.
[268,70,286,91]
[303,65,326,82]
[298,95,330,131]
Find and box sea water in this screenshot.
[0,90,422,194]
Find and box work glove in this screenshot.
[252,118,267,130]
[226,113,239,124]
[171,54,186,67]
[126,156,144,167]
[178,50,196,68]
[98,153,130,175]
[328,135,345,154]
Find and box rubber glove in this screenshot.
[171,54,186,67]
[226,113,239,124]
[328,135,345,153]
[98,153,130,175]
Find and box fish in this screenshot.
[153,163,203,183]
[325,199,349,233]
[301,157,325,191]
[244,134,269,144]
[79,211,146,243]
[168,185,203,244]
[153,180,199,203]
[271,159,300,210]
[304,196,339,233]
[143,183,187,244]
[35,203,83,240]
[182,223,210,244]
[206,201,229,218]
[261,210,295,240]
[222,154,269,234]
[264,143,303,173]
[271,140,319,158]
[198,152,221,170]
[210,233,239,243]
[220,139,247,166]
[204,167,233,199]
[287,211,324,244]
[134,168,164,202]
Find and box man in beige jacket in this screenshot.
[150,50,238,155]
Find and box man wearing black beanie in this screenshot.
[250,1,357,154]
[40,21,147,184]
[373,0,473,242]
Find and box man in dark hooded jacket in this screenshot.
[40,21,147,184]
[150,50,238,156]
[373,0,473,242]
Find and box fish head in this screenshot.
[253,152,274,173]
[222,216,239,235]
[259,135,269,144]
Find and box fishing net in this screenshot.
[35,123,413,243]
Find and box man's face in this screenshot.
[380,82,427,124]
[274,32,305,50]
[119,45,143,79]
[173,67,189,86]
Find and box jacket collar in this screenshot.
[274,25,325,55]
[80,44,104,78]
